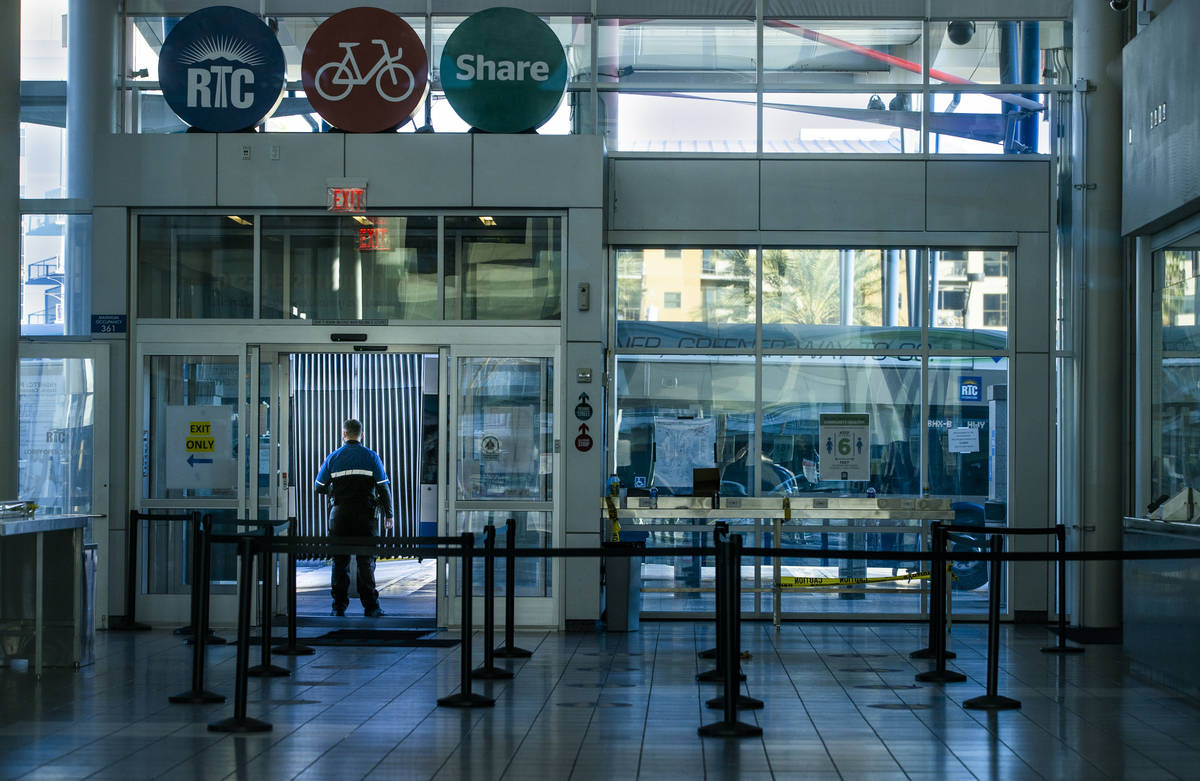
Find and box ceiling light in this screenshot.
[478,216,497,227]
[353,216,373,226]
[226,215,252,226]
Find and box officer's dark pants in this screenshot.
[329,507,380,612]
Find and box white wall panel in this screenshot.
[1014,232,1051,354]
[566,208,605,342]
[926,160,1049,232]
[1009,352,1052,616]
[472,135,605,209]
[346,135,473,208]
[929,0,1071,19]
[217,134,344,208]
[94,135,216,207]
[609,159,759,231]
[760,159,925,231]
[91,208,128,319]
[565,532,601,622]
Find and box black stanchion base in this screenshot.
[437,692,496,708]
[910,648,956,659]
[186,634,228,646]
[698,720,762,738]
[706,694,763,710]
[207,716,272,733]
[963,693,1021,711]
[272,644,315,656]
[471,665,514,680]
[1041,644,1085,655]
[698,647,717,659]
[174,625,192,636]
[697,668,745,683]
[168,689,225,704]
[493,646,532,659]
[108,618,153,632]
[247,664,291,677]
[915,668,967,683]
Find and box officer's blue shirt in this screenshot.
[315,441,393,517]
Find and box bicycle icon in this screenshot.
[314,39,415,102]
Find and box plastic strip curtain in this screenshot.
[291,353,424,550]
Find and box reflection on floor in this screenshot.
[3,621,1199,779]
[296,558,436,621]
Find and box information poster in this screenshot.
[818,413,870,481]
[164,405,236,490]
[652,417,716,493]
[948,426,980,454]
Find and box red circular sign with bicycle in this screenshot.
[302,8,428,133]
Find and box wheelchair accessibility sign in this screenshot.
[818,413,870,481]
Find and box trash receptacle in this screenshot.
[602,537,646,632]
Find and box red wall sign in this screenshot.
[328,187,366,212]
[302,8,429,133]
[358,227,390,251]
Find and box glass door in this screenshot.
[18,342,109,627]
[135,345,245,626]
[446,348,560,628]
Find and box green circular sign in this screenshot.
[440,7,567,133]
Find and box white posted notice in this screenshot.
[948,426,980,454]
[163,405,236,490]
[818,413,870,481]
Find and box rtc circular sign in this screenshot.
[302,8,429,133]
[158,6,286,132]
[440,7,567,133]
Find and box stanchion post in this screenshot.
[110,510,151,631]
[249,524,289,677]
[473,524,513,680]
[170,513,224,704]
[494,519,532,659]
[965,535,1021,710]
[1042,523,1084,654]
[275,521,315,656]
[912,521,954,660]
[439,533,495,708]
[706,533,762,712]
[916,524,966,684]
[699,534,762,738]
[699,522,729,660]
[208,535,272,733]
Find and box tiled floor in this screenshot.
[2,621,1199,780]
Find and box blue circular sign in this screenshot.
[158,6,286,132]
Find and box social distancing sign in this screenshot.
[818,413,870,481]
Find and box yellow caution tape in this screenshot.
[783,497,791,521]
[780,571,930,588]
[605,496,620,542]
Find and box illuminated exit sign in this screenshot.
[326,178,368,213]
[359,227,390,251]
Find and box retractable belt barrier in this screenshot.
[187,523,1200,736]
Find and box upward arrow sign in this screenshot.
[578,392,589,403]
[578,423,589,435]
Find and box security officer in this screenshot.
[315,418,394,617]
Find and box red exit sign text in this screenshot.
[328,187,366,212]
[358,227,391,251]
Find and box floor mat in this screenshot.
[307,629,460,647]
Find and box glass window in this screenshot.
[929,249,1010,349]
[143,355,240,500]
[616,248,755,348]
[596,19,756,88]
[455,357,553,502]
[1153,241,1200,503]
[19,357,95,515]
[763,20,924,88]
[138,216,255,318]
[763,92,923,153]
[762,249,917,350]
[929,91,1051,155]
[614,355,755,496]
[444,216,562,320]
[600,92,757,152]
[663,292,681,308]
[929,21,1066,86]
[21,214,91,336]
[261,215,438,321]
[762,355,922,496]
[20,0,68,197]
[926,357,1008,501]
